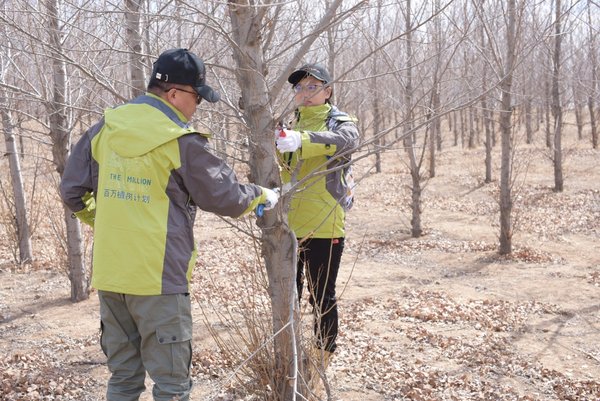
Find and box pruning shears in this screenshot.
[256,182,292,217]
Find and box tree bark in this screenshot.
[1,106,33,265]
[125,0,145,97]
[228,4,299,398]
[64,209,88,301]
[468,106,475,149]
[478,9,496,153]
[373,0,382,174]
[429,0,442,176]
[587,0,598,149]
[459,108,466,147]
[498,0,517,255]
[0,24,32,265]
[404,0,422,238]
[551,0,563,192]
[588,97,598,149]
[574,101,583,141]
[46,0,90,301]
[525,97,533,144]
[544,78,552,148]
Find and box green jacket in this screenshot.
[281,104,359,239]
[60,94,266,295]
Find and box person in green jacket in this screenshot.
[276,64,359,370]
[60,48,278,401]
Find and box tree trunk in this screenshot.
[373,0,382,174]
[64,209,88,301]
[125,0,145,97]
[1,106,33,265]
[430,0,442,173]
[228,5,299,399]
[545,78,552,148]
[428,98,441,177]
[483,98,492,183]
[481,22,493,183]
[409,153,422,237]
[476,108,482,145]
[46,0,90,301]
[468,106,475,148]
[525,97,533,144]
[460,108,466,147]
[574,102,583,141]
[434,99,442,152]
[0,27,31,263]
[404,0,422,238]
[491,108,496,147]
[552,0,563,192]
[453,110,459,146]
[374,126,382,174]
[499,0,517,255]
[589,97,598,149]
[587,0,598,149]
[485,109,492,183]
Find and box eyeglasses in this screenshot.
[168,87,201,104]
[293,84,325,94]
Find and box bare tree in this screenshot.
[479,20,494,182]
[372,0,383,173]
[551,0,564,192]
[428,0,443,178]
[544,70,552,148]
[524,95,533,144]
[572,87,583,141]
[227,2,301,398]
[0,0,142,301]
[226,1,362,398]
[498,0,517,255]
[0,22,33,265]
[0,101,33,265]
[473,0,550,255]
[402,0,425,238]
[586,0,598,149]
[45,0,90,301]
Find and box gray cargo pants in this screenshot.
[98,291,193,401]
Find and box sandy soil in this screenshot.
[1,133,599,401]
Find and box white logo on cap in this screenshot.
[155,72,169,81]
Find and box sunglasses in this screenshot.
[174,88,201,105]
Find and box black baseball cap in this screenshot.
[288,63,332,86]
[151,48,220,103]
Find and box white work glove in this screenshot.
[262,187,280,211]
[276,129,302,153]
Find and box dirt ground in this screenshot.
[1,131,599,401]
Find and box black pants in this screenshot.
[296,237,345,353]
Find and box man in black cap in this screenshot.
[60,48,278,401]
